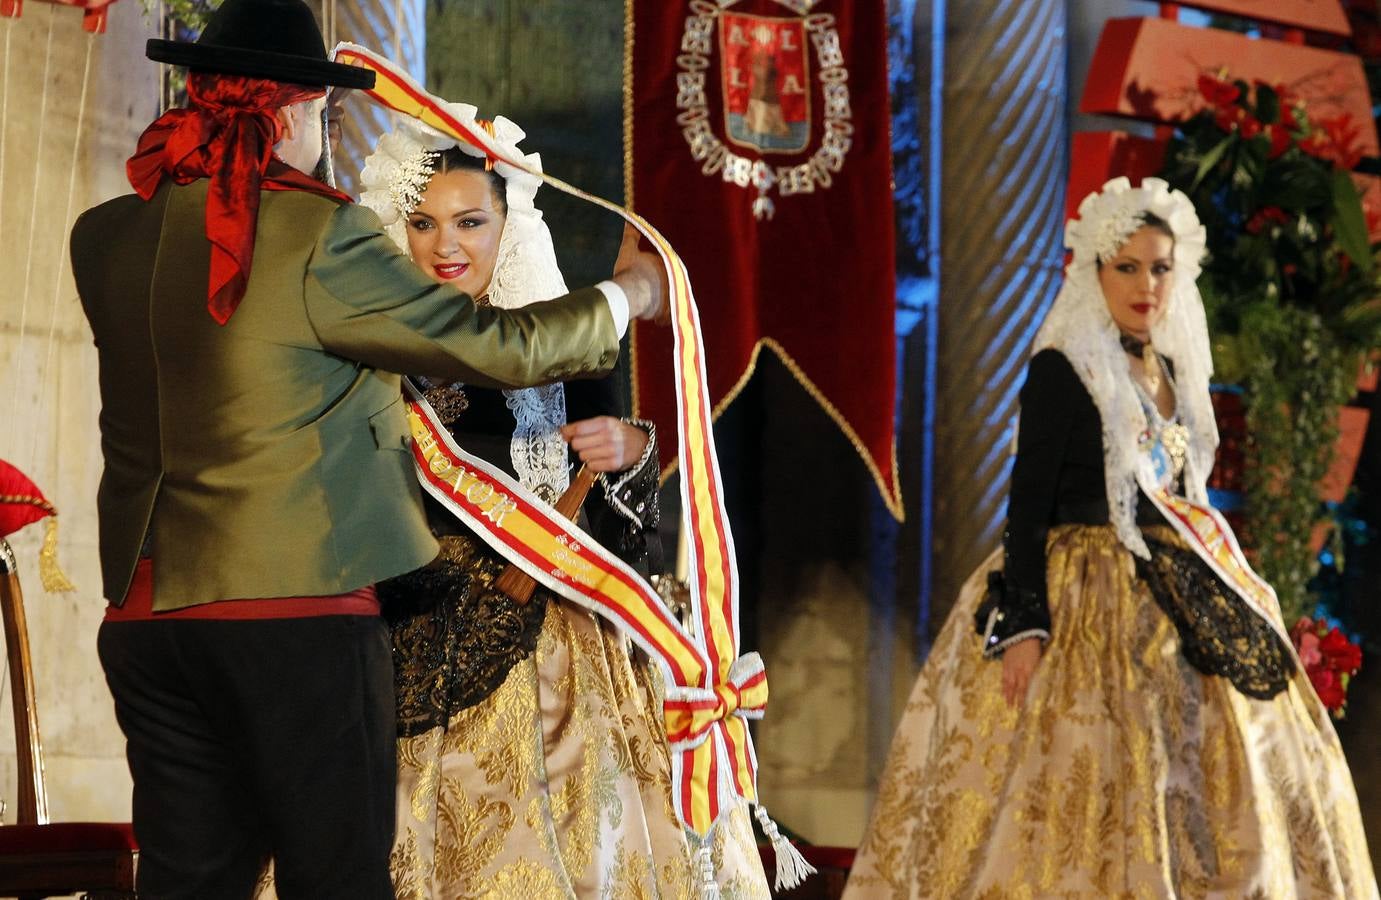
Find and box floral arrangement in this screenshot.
[1291,617,1364,718]
[1159,73,1381,638]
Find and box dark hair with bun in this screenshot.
[1138,211,1174,240]
[428,147,507,215]
[1096,211,1175,268]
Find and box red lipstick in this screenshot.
[433,262,470,281]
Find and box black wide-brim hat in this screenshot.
[146,0,375,89]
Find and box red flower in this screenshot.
[1211,103,1260,138]
[1292,616,1321,662]
[1267,123,1293,159]
[1297,629,1322,666]
[1290,616,1315,642]
[1300,115,1363,170]
[1320,627,1363,675]
[1309,666,1348,712]
[1198,74,1241,107]
[1322,115,1363,169]
[1246,206,1290,235]
[1299,130,1332,161]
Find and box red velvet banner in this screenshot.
[626,0,902,519]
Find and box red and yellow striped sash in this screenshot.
[341,44,765,837]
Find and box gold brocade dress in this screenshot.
[388,566,768,899]
[844,351,1378,899]
[383,382,771,899]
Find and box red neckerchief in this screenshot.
[126,73,352,325]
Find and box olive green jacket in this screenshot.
[71,181,619,610]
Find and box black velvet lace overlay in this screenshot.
[382,533,547,736]
[1135,533,1295,700]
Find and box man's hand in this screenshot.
[612,223,670,324]
[559,417,649,473]
[1001,637,1042,709]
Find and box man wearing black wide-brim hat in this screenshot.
[69,1,667,896]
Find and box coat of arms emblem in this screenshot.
[674,0,850,219]
[720,14,810,154]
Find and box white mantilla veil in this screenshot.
[1033,176,1214,559]
[359,108,572,500]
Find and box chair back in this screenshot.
[0,539,49,825]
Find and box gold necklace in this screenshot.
[1141,344,1163,398]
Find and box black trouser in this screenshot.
[97,614,396,900]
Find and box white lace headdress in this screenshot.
[360,107,571,499]
[1033,176,1215,559]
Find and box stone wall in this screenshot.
[0,3,163,822]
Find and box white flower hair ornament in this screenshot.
[1064,176,1207,278]
[359,102,471,248]
[1033,177,1217,559]
[359,106,548,261]
[360,104,573,499]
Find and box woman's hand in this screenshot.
[1001,637,1042,709]
[560,417,649,473]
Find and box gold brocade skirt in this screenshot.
[389,597,771,899]
[844,525,1378,900]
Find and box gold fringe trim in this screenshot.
[0,494,55,515]
[639,338,905,522]
[625,0,642,420]
[622,0,636,213]
[39,517,75,594]
[621,3,902,521]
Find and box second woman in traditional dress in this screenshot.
[844,178,1377,899]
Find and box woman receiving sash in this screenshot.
[356,109,770,898]
[844,178,1377,899]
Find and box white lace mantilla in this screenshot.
[1033,177,1215,559]
[361,110,572,497]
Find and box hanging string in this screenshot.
[753,803,817,891]
[7,6,58,458]
[393,0,402,62]
[0,19,15,794]
[0,16,15,279]
[28,32,97,472]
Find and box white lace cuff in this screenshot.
[980,604,1050,660]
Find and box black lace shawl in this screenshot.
[384,373,663,736]
[980,350,1294,699]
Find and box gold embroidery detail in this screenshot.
[846,527,1377,898]
[386,601,770,898]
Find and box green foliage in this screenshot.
[139,0,222,100]
[1239,310,1355,616]
[1160,76,1381,623]
[140,0,220,33]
